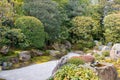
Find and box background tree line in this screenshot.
[0,0,120,50]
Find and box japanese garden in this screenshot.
[0,0,120,80]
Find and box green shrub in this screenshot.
[67,57,85,66]
[54,64,99,80]
[5,29,27,48]
[94,53,105,61]
[70,16,95,49]
[71,16,94,37]
[15,16,46,48]
[0,25,27,48]
[104,13,120,43]
[23,0,62,41]
[102,51,110,57]
[72,40,95,50]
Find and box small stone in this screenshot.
[110,43,120,60]
[31,49,43,57]
[0,46,9,54]
[19,51,31,62]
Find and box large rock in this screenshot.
[64,40,72,50]
[94,63,118,80]
[19,51,31,62]
[10,57,19,64]
[71,55,95,63]
[101,46,111,52]
[52,56,68,75]
[49,50,64,58]
[49,50,60,57]
[52,52,80,76]
[73,51,84,55]
[52,41,71,51]
[31,49,43,57]
[110,43,120,60]
[2,62,7,70]
[0,46,9,54]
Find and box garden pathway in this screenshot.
[0,52,80,80]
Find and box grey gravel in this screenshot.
[0,52,80,80]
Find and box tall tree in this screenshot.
[0,0,14,26]
[23,0,63,43]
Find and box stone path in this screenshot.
[0,52,80,80]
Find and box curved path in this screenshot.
[0,52,80,80]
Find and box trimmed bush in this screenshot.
[70,16,95,49]
[15,16,45,48]
[54,64,99,80]
[23,0,62,41]
[104,13,120,43]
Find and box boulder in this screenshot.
[101,46,111,52]
[52,56,68,75]
[10,57,19,64]
[98,45,105,51]
[71,55,95,63]
[2,62,7,70]
[52,52,81,76]
[110,43,120,60]
[52,41,71,51]
[93,62,118,80]
[49,50,62,58]
[19,51,31,62]
[31,49,43,57]
[0,66,2,71]
[64,40,72,50]
[73,51,84,55]
[0,46,9,54]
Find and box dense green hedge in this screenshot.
[15,16,45,48]
[104,13,120,43]
[70,16,95,49]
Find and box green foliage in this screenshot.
[104,13,120,43]
[0,0,15,27]
[67,58,85,66]
[102,51,109,57]
[52,0,68,5]
[12,0,24,15]
[23,0,62,41]
[63,0,90,19]
[71,16,94,38]
[57,26,69,41]
[54,64,99,80]
[114,0,120,4]
[0,26,8,46]
[0,26,26,48]
[31,56,52,64]
[5,29,27,48]
[15,16,45,48]
[0,0,14,21]
[70,16,95,49]
[94,54,105,61]
[73,40,95,50]
[85,4,104,40]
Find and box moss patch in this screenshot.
[31,56,53,64]
[0,78,6,80]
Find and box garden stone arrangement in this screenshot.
[0,0,120,80]
[0,53,80,80]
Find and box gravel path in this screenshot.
[0,52,80,80]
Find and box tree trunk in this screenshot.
[94,63,118,80]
